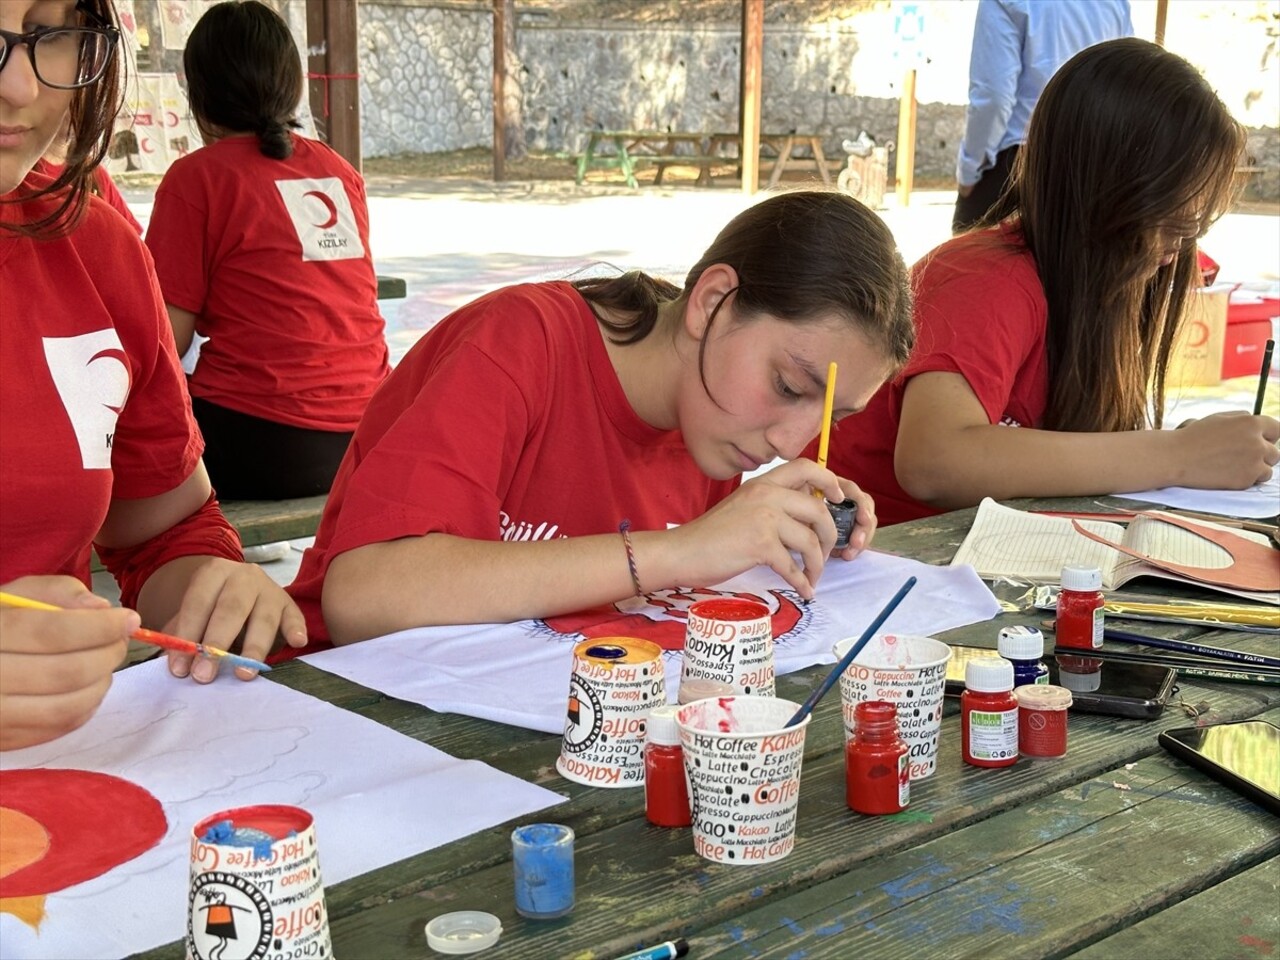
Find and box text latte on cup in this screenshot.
[676,696,809,866]
[680,598,776,697]
[557,637,666,788]
[833,634,952,782]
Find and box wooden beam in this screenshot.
[1155,0,1168,47]
[305,0,326,140]
[321,0,361,172]
[894,67,917,207]
[493,0,507,181]
[739,0,763,195]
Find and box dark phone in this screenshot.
[943,643,1177,719]
[1159,720,1280,815]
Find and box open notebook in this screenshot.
[950,498,1280,605]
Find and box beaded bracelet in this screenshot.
[618,519,643,596]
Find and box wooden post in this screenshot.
[305,0,327,143]
[739,0,764,195]
[1155,0,1168,46]
[320,0,361,172]
[493,0,506,181]
[894,67,916,207]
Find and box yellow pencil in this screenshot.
[0,591,270,671]
[814,361,838,498]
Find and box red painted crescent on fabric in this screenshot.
[0,769,168,898]
[303,190,340,229]
[543,587,803,651]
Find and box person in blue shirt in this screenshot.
[954,0,1133,233]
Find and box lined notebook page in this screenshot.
[949,499,1127,585]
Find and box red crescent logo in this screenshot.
[140,138,154,154]
[303,190,339,230]
[89,347,131,414]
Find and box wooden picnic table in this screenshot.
[576,130,833,189]
[135,494,1280,960]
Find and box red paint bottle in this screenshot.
[845,701,909,815]
[1057,565,1104,650]
[644,705,691,827]
[961,658,1018,768]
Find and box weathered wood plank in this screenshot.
[220,495,327,547]
[1068,854,1279,960]
[694,725,1280,958]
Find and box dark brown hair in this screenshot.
[184,0,302,160]
[980,38,1244,431]
[1,0,124,237]
[573,191,915,376]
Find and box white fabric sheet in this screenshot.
[0,661,563,960]
[1116,465,1279,519]
[303,551,1002,734]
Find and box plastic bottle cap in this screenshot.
[1060,565,1102,592]
[1057,665,1103,693]
[425,912,502,954]
[998,625,1045,660]
[1013,684,1073,710]
[646,704,682,745]
[965,656,1015,693]
[677,678,736,705]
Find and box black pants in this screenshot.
[192,397,353,501]
[952,145,1021,234]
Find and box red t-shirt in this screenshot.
[32,159,142,236]
[0,180,203,586]
[817,227,1049,526]
[288,281,740,641]
[146,134,389,431]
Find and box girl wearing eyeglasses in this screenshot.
[816,38,1280,526]
[0,0,307,751]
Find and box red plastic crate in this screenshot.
[1222,297,1278,380]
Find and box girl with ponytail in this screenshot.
[147,0,389,500]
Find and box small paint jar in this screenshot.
[1014,684,1072,759]
[997,625,1050,687]
[960,658,1018,768]
[644,705,692,827]
[1056,655,1104,693]
[1057,565,1104,650]
[845,701,909,815]
[511,823,574,919]
[825,498,858,550]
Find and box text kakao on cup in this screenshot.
[557,637,666,788]
[680,598,776,698]
[832,633,952,781]
[676,696,810,866]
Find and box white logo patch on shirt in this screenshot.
[43,329,131,470]
[274,177,365,262]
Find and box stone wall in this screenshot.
[356,0,1279,195]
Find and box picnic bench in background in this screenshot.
[221,495,328,548]
[376,275,407,300]
[575,129,833,188]
[574,130,720,188]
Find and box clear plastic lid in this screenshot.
[1057,664,1103,693]
[425,911,502,954]
[1013,684,1073,711]
[646,704,682,745]
[1061,565,1102,592]
[997,625,1045,661]
[965,656,1015,693]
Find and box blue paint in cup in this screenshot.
[512,823,575,919]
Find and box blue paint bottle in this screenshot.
[512,823,575,919]
[997,625,1049,688]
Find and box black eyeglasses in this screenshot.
[0,20,119,90]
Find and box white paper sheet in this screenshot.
[303,551,1002,734]
[1115,465,1279,519]
[0,661,563,960]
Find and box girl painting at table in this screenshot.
[288,190,915,644]
[146,0,389,500]
[816,38,1280,526]
[0,0,306,751]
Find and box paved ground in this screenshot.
[107,176,1278,602]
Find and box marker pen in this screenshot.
[616,937,690,960]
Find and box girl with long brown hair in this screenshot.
[0,0,306,751]
[821,38,1279,526]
